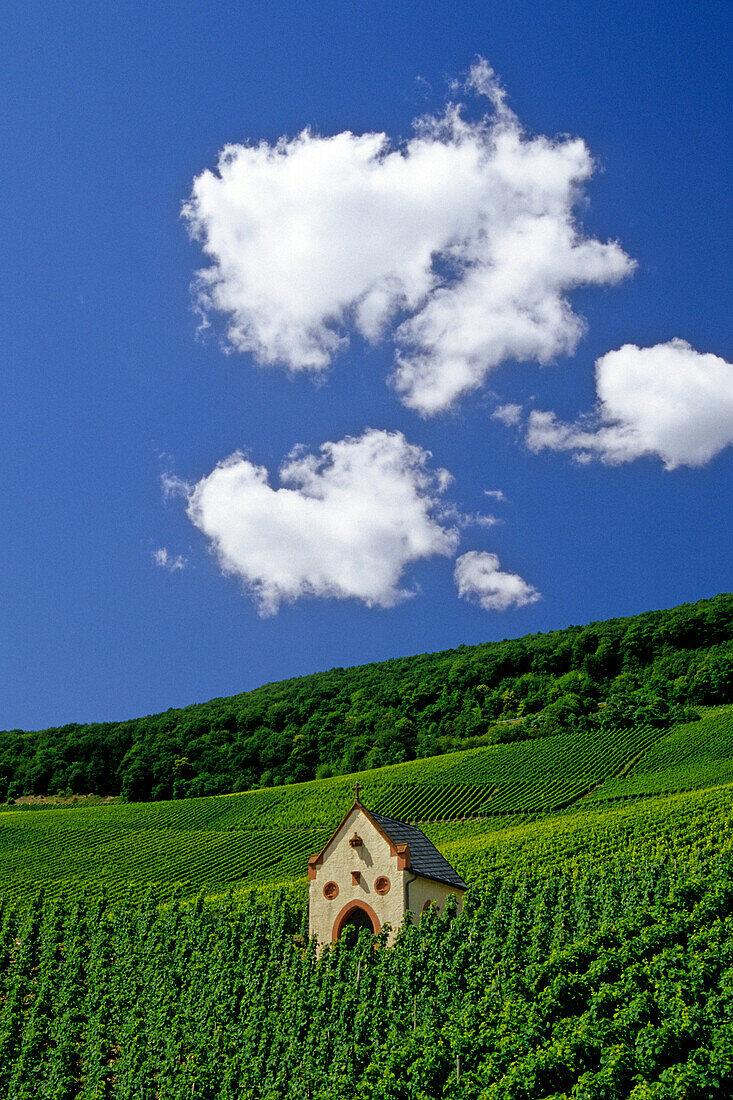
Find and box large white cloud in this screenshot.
[526,339,733,469]
[186,429,459,615]
[454,551,541,611]
[183,61,633,414]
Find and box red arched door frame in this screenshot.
[331,900,382,942]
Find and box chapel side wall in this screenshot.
[408,875,465,916]
[308,807,407,945]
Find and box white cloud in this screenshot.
[440,504,501,529]
[526,339,733,469]
[154,548,188,572]
[454,551,541,611]
[484,488,509,503]
[185,429,459,615]
[183,60,633,414]
[491,403,523,427]
[466,58,507,107]
[161,472,190,501]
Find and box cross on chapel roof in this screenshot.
[307,801,467,891]
[352,782,363,804]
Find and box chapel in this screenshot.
[308,784,467,945]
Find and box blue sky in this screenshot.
[2,0,731,731]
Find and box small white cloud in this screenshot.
[161,472,191,501]
[465,58,507,110]
[472,513,501,529]
[440,503,501,529]
[491,404,523,427]
[526,339,733,469]
[183,59,633,414]
[455,551,541,611]
[484,488,509,503]
[185,429,459,615]
[154,548,188,572]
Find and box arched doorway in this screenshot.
[332,901,381,943]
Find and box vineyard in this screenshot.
[1,841,732,1097]
[0,802,330,910]
[587,704,733,802]
[430,780,733,882]
[0,711,687,909]
[1,705,733,1095]
[0,704,726,910]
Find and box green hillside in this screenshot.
[2,698,733,1097]
[1,597,731,1096]
[3,840,733,1100]
[1,593,731,803]
[437,781,733,883]
[4,840,733,1099]
[2,704,731,911]
[587,704,733,802]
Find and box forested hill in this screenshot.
[1,594,731,803]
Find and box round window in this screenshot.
[374,876,391,895]
[323,881,339,900]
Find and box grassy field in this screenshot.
[1,705,730,909]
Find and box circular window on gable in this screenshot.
[374,876,391,895]
[323,881,339,900]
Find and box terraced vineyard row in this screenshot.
[3,775,731,911]
[192,717,666,827]
[587,705,733,802]
[429,779,733,883]
[370,782,493,822]
[374,721,664,817]
[0,813,330,907]
[0,714,702,909]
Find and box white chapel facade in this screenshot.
[308,785,467,945]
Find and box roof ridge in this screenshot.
[365,806,467,891]
[369,808,421,829]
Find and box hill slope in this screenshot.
[1,593,731,802]
[2,702,733,1097]
[2,709,733,1098]
[587,703,733,802]
[1,705,730,910]
[3,842,733,1100]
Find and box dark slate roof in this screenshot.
[367,809,467,890]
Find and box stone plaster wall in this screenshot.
[309,806,407,945]
[406,874,464,917]
[308,805,465,946]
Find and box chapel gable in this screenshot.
[308,785,466,946]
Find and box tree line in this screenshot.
[0,594,730,803]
